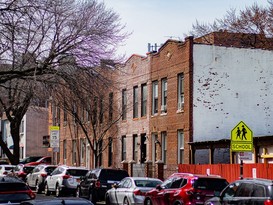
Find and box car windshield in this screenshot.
[193,178,228,191]
[4,167,14,171]
[20,157,42,164]
[66,169,88,177]
[99,169,129,181]
[45,167,57,174]
[134,180,162,187]
[23,167,35,173]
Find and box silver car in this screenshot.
[26,164,57,193]
[44,165,88,197]
[105,177,162,205]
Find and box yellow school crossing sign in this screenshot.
[231,121,253,152]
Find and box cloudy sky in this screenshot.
[100,0,269,58]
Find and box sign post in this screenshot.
[230,121,253,179]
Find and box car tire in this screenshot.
[55,184,62,197]
[89,191,96,205]
[35,180,41,194]
[123,197,130,205]
[44,183,50,196]
[145,198,153,205]
[76,187,81,198]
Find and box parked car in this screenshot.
[14,164,36,181]
[0,164,15,176]
[24,156,52,166]
[205,178,273,205]
[105,177,162,205]
[44,165,88,197]
[26,164,57,193]
[76,168,129,204]
[20,198,93,205]
[0,176,35,204]
[19,156,43,164]
[144,173,229,205]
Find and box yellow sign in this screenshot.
[231,121,253,152]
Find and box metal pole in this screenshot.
[240,159,243,179]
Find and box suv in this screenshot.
[0,176,36,204]
[44,165,88,197]
[26,164,57,193]
[76,168,129,204]
[205,178,273,205]
[144,173,228,205]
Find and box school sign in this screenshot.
[231,121,253,152]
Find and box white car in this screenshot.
[0,165,15,176]
[105,177,163,205]
[44,165,88,197]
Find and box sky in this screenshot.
[100,0,269,58]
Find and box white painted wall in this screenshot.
[193,44,273,142]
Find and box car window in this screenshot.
[123,179,131,188]
[252,185,265,197]
[45,167,57,174]
[171,177,184,188]
[236,183,254,197]
[193,178,228,191]
[222,182,240,198]
[66,169,88,177]
[135,179,162,188]
[161,177,174,189]
[0,182,29,191]
[99,169,129,181]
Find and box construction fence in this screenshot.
[178,163,273,183]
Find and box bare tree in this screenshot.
[0,0,128,164]
[51,62,122,168]
[190,2,271,38]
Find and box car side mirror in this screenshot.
[113,184,119,189]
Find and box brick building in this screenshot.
[49,32,273,179]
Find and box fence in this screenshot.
[178,163,273,182]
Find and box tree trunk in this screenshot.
[10,120,20,165]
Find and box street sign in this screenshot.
[50,126,60,148]
[231,121,253,152]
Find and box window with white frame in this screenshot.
[152,133,158,162]
[178,73,184,110]
[133,134,138,162]
[161,78,167,113]
[133,86,138,118]
[152,81,158,115]
[122,89,127,120]
[80,138,85,165]
[178,130,184,164]
[141,84,147,117]
[161,132,167,164]
[121,136,126,161]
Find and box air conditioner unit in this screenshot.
[178,102,184,110]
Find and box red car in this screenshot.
[144,173,228,205]
[24,156,52,166]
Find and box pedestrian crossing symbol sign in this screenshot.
[231,121,253,152]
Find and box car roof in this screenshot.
[126,177,162,181]
[236,178,273,185]
[20,198,92,205]
[0,176,25,183]
[170,173,226,179]
[58,165,88,170]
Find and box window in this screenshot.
[178,73,184,110]
[64,107,67,122]
[133,86,138,118]
[93,97,98,124]
[121,136,126,161]
[80,138,85,165]
[20,119,25,133]
[99,97,103,123]
[122,89,127,120]
[178,130,184,164]
[161,78,167,113]
[72,140,77,165]
[141,83,147,117]
[133,135,138,162]
[109,92,113,121]
[152,133,158,162]
[73,104,77,124]
[63,140,67,161]
[161,132,167,164]
[152,81,158,115]
[98,139,103,167]
[108,137,113,166]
